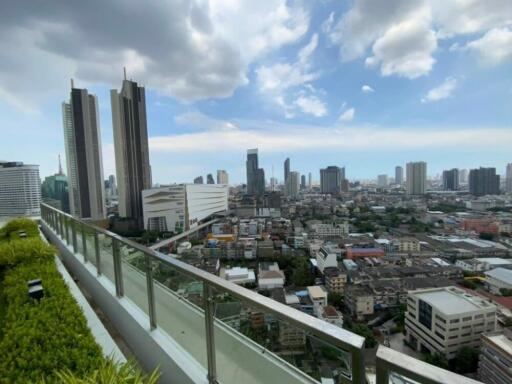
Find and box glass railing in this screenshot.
[40,204,483,384]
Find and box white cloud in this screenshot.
[339,108,355,121]
[463,27,512,65]
[361,85,374,93]
[321,12,335,34]
[294,95,327,117]
[421,77,457,103]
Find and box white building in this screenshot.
[316,246,338,273]
[142,184,228,232]
[405,286,496,359]
[317,305,344,328]
[377,174,388,187]
[456,258,512,273]
[307,286,328,307]
[485,268,512,295]
[310,222,349,239]
[257,262,285,290]
[406,161,427,195]
[221,267,256,285]
[217,170,229,185]
[286,171,300,198]
[0,162,41,217]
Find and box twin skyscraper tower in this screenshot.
[62,70,151,228]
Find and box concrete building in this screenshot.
[395,166,404,185]
[257,262,285,290]
[320,166,345,195]
[217,170,229,185]
[506,163,512,193]
[284,158,290,185]
[0,162,41,217]
[484,268,512,295]
[456,258,512,273]
[324,267,347,294]
[318,305,344,328]
[442,168,459,191]
[246,149,265,195]
[307,285,328,307]
[344,285,374,320]
[41,169,69,213]
[459,169,469,184]
[111,75,151,226]
[405,286,496,359]
[479,329,512,384]
[206,174,215,184]
[221,267,256,285]
[395,238,421,253]
[308,172,312,189]
[62,84,106,220]
[286,171,300,198]
[194,176,203,184]
[309,222,349,239]
[377,174,388,187]
[469,168,500,196]
[406,162,427,195]
[142,184,228,232]
[316,246,339,273]
[300,174,306,190]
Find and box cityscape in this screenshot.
[1,2,512,384]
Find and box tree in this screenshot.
[425,352,448,369]
[479,232,495,241]
[460,279,477,290]
[352,324,377,348]
[328,293,343,308]
[454,346,479,374]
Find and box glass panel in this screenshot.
[152,259,207,370]
[389,372,421,384]
[75,222,85,257]
[64,216,71,245]
[119,243,149,314]
[83,225,96,267]
[210,287,353,384]
[98,233,116,285]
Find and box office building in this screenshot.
[469,167,500,196]
[284,158,290,184]
[395,166,403,185]
[442,168,459,191]
[62,84,106,220]
[111,73,151,226]
[405,286,496,359]
[0,161,41,217]
[308,172,312,188]
[377,174,388,187]
[194,176,203,184]
[406,162,427,195]
[246,149,265,195]
[479,329,512,384]
[142,184,228,232]
[286,171,300,198]
[300,174,306,190]
[41,172,69,213]
[217,170,229,185]
[107,174,117,196]
[207,174,215,184]
[506,163,512,193]
[320,166,345,195]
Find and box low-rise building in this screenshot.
[258,262,285,290]
[479,329,512,384]
[324,267,347,294]
[307,285,328,307]
[220,267,256,285]
[485,268,512,295]
[309,222,349,239]
[456,258,512,273]
[405,286,496,359]
[318,305,343,328]
[346,247,385,259]
[395,237,421,253]
[344,285,374,320]
[316,246,339,273]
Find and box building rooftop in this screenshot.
[413,286,495,316]
[485,268,512,284]
[484,332,512,356]
[307,285,327,299]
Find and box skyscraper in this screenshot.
[406,162,427,195]
[442,169,459,191]
[287,171,300,198]
[111,72,151,226]
[459,169,469,184]
[320,166,344,194]
[395,166,403,185]
[63,83,106,220]
[506,163,512,193]
[308,172,312,188]
[300,174,306,190]
[217,170,229,185]
[377,174,388,187]
[246,149,265,195]
[207,174,215,184]
[108,174,117,196]
[194,176,204,184]
[0,161,41,217]
[469,167,500,196]
[284,158,290,184]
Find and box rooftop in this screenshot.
[485,267,512,284]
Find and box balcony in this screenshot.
[40,204,483,384]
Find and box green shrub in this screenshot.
[0,218,39,241]
[0,238,55,267]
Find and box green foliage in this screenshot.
[0,238,55,267]
[290,257,314,287]
[425,352,448,369]
[479,232,495,241]
[347,324,376,348]
[0,218,39,241]
[453,346,479,374]
[500,288,512,296]
[328,292,343,308]
[50,359,160,384]
[460,279,477,290]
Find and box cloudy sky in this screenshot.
[1,0,511,184]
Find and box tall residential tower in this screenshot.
[406,162,427,195]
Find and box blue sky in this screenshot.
[0,0,511,184]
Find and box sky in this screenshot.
[0,0,511,184]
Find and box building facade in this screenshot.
[284,158,290,185]
[406,161,427,195]
[217,170,229,185]
[246,149,265,195]
[469,167,500,196]
[0,162,41,217]
[320,166,345,195]
[286,171,300,198]
[442,168,459,191]
[41,173,69,213]
[395,166,404,185]
[506,163,512,193]
[479,329,512,384]
[111,76,151,226]
[62,86,106,220]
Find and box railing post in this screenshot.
[65,217,70,244]
[145,253,157,330]
[81,223,87,262]
[95,232,101,276]
[203,283,218,384]
[351,346,366,384]
[375,356,389,384]
[72,220,78,253]
[112,238,124,297]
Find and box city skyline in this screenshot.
[1,1,511,183]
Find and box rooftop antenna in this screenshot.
[70,78,74,89]
[123,67,127,80]
[58,154,63,175]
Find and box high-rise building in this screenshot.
[320,166,344,195]
[308,172,312,188]
[194,176,203,184]
[0,161,41,217]
[395,166,403,185]
[406,162,427,195]
[377,174,388,187]
[442,168,459,191]
[286,171,300,198]
[108,174,117,196]
[506,163,512,193]
[300,174,306,190]
[284,158,290,184]
[459,169,469,184]
[62,83,106,220]
[41,173,69,213]
[469,167,500,196]
[246,149,265,195]
[111,72,151,226]
[207,174,215,184]
[217,170,229,185]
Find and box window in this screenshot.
[450,319,460,324]
[462,316,472,321]
[436,323,446,331]
[435,331,445,340]
[418,300,433,330]
[475,314,484,319]
[487,312,495,317]
[461,333,471,337]
[435,315,446,323]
